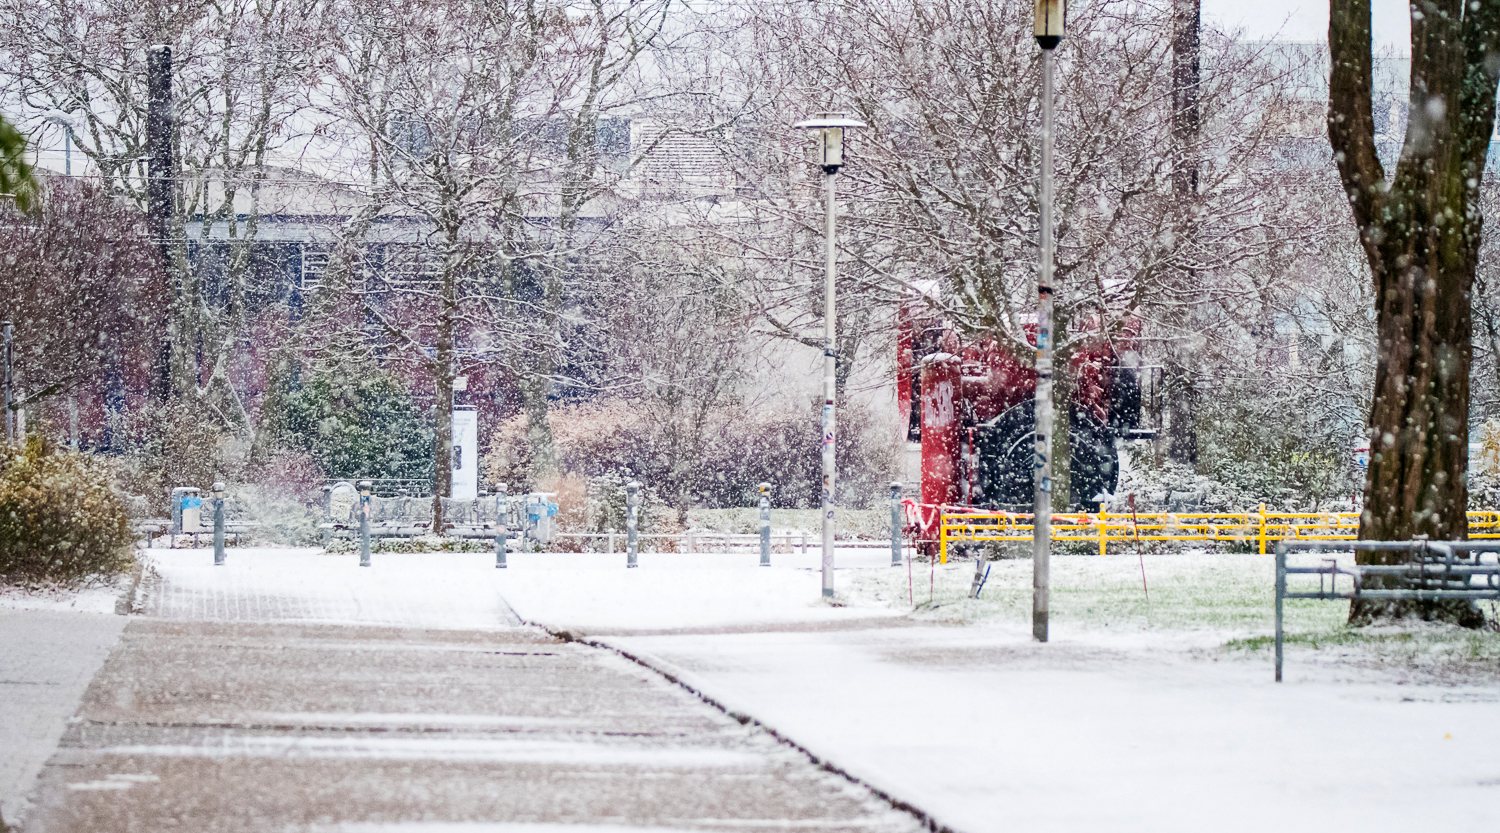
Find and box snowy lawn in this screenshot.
[690,506,893,538]
[847,551,1500,683]
[0,572,131,615]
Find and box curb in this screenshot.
[114,557,145,616]
[115,553,156,616]
[527,620,959,833]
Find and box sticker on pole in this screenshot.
[822,405,835,446]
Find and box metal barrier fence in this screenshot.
[1274,540,1500,681]
[938,507,1500,562]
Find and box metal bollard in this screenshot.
[321,484,332,548]
[759,482,772,566]
[495,483,508,569]
[358,480,372,567]
[890,481,903,567]
[626,481,640,568]
[212,481,226,566]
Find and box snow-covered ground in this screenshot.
[607,622,1500,832]
[141,545,909,632]
[63,546,1500,830]
[0,581,129,826]
[0,574,130,615]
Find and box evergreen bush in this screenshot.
[280,367,433,481]
[0,436,134,585]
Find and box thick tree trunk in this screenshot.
[1165,0,1201,468]
[1328,0,1500,626]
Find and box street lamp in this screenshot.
[1033,1,1064,643]
[794,112,866,598]
[40,112,76,176]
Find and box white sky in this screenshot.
[1204,0,1411,49]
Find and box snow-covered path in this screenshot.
[142,546,909,632]
[110,548,1500,832]
[22,548,924,833]
[0,587,130,826]
[604,625,1500,833]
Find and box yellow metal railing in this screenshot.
[938,506,1500,562]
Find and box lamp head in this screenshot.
[212,481,225,499]
[358,479,372,497]
[1034,0,1064,50]
[794,113,867,173]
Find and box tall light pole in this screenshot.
[1033,1,1064,643]
[794,113,866,598]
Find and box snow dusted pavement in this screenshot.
[16,546,1500,833]
[604,625,1500,833]
[20,548,925,833]
[0,603,127,827]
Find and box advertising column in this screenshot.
[452,406,478,501]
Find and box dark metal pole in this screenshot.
[320,485,332,549]
[212,482,226,566]
[759,482,772,567]
[495,483,508,569]
[626,481,640,568]
[146,44,174,400]
[2,321,12,443]
[359,480,372,567]
[1275,543,1286,682]
[890,481,904,567]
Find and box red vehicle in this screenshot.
[897,304,1152,546]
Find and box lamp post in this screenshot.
[794,113,866,598]
[1032,1,1064,643]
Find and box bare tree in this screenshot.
[0,0,322,422]
[309,0,673,525]
[0,178,165,438]
[699,0,1304,508]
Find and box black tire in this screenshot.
[974,401,1118,511]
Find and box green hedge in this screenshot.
[0,436,134,585]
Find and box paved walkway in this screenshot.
[0,610,127,828]
[20,551,922,833]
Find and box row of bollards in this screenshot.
[217,478,908,570]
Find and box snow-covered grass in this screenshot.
[0,573,130,614]
[844,551,1500,683]
[690,507,891,538]
[847,551,1343,631]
